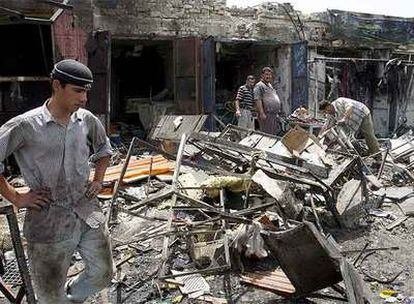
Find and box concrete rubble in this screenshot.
[4,117,414,303]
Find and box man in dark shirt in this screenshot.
[235,75,256,129]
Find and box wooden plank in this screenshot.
[240,269,296,294]
[160,134,188,277]
[93,155,175,184]
[340,259,374,304]
[386,215,409,231]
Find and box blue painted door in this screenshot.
[291,41,308,111]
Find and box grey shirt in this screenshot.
[0,102,113,242]
[254,80,282,114]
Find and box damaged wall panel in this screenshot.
[174,37,200,114]
[53,10,88,63]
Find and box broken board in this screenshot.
[240,269,296,295]
[150,115,208,141]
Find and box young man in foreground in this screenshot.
[0,59,114,303]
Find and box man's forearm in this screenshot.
[0,175,19,205]
[235,99,241,112]
[93,156,110,183]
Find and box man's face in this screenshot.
[246,77,255,88]
[54,80,89,113]
[262,70,273,83]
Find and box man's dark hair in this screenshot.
[50,78,68,94]
[319,101,331,111]
[261,67,273,74]
[50,78,68,86]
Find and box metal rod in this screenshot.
[377,148,389,179]
[145,156,153,197]
[108,137,137,224]
[353,242,369,266]
[311,56,414,65]
[160,134,188,277]
[6,210,36,303]
[341,246,399,254]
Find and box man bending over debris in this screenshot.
[0,59,114,303]
[319,97,380,155]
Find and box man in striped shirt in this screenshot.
[235,75,256,129]
[319,97,380,155]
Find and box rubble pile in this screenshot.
[4,118,414,303]
[87,119,414,303]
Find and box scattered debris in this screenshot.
[6,116,414,303]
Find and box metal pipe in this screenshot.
[309,56,414,65]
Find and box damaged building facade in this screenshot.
[0,0,413,136]
[307,10,414,137]
[1,0,310,133]
[3,1,414,303]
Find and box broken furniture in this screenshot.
[0,200,36,303]
[262,221,343,295]
[286,118,324,136]
[263,221,373,303]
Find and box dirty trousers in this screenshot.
[27,217,114,304]
[237,109,255,130]
[359,114,380,155]
[259,112,281,135]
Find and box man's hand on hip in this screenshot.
[16,188,52,211]
[85,180,102,199]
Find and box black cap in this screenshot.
[51,59,93,89]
